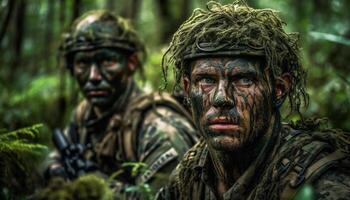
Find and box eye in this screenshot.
[74,59,90,70]
[101,59,117,68]
[197,77,216,84]
[196,76,216,92]
[234,77,254,87]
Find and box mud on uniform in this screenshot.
[156,122,350,200]
[48,82,197,194]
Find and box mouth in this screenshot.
[87,90,109,97]
[207,116,239,132]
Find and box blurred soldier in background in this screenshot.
[44,10,197,198]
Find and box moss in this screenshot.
[35,175,113,200]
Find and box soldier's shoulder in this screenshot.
[312,167,350,199]
[127,91,192,120]
[125,91,197,139]
[279,118,350,151]
[270,119,350,199]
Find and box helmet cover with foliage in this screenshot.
[162,1,308,115]
[59,10,146,71]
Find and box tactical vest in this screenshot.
[72,91,194,177]
[261,125,350,199]
[175,123,350,200]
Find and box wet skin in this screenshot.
[73,48,132,109]
[184,56,275,151]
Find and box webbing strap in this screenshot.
[280,150,347,199]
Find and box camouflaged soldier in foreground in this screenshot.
[45,10,197,197]
[156,1,350,200]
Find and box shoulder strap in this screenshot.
[73,100,90,126]
[277,128,350,199]
[120,92,193,162]
[280,149,347,199]
[72,100,90,144]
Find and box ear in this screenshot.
[182,75,191,95]
[127,53,139,75]
[275,73,291,107]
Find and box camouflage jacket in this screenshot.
[48,83,198,195]
[156,121,350,200]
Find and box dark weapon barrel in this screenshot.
[53,129,68,154]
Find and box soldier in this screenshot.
[156,1,350,200]
[45,10,197,197]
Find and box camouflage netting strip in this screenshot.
[162,0,308,115]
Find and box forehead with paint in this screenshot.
[184,56,276,151]
[189,56,266,80]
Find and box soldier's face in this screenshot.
[184,57,275,151]
[72,48,133,108]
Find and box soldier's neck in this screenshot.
[210,113,279,195]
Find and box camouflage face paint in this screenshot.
[73,48,130,108]
[188,56,274,151]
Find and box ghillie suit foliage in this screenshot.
[0,124,47,197]
[162,0,308,115]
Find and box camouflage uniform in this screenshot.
[46,10,198,197]
[62,82,197,190]
[156,121,350,200]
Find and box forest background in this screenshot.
[0,0,349,199]
[0,0,349,152]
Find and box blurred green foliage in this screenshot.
[0,124,47,198]
[293,184,315,200]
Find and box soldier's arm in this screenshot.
[135,106,197,191]
[312,168,350,199]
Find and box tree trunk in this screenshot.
[72,0,81,22]
[11,0,26,74]
[120,0,141,25]
[60,0,66,31]
[105,0,116,11]
[156,0,190,43]
[44,0,55,68]
[0,0,15,46]
[130,0,141,21]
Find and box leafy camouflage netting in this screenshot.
[162,0,308,115]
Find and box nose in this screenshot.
[88,64,102,84]
[212,80,235,108]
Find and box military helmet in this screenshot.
[60,10,145,69]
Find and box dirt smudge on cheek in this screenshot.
[189,88,207,133]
